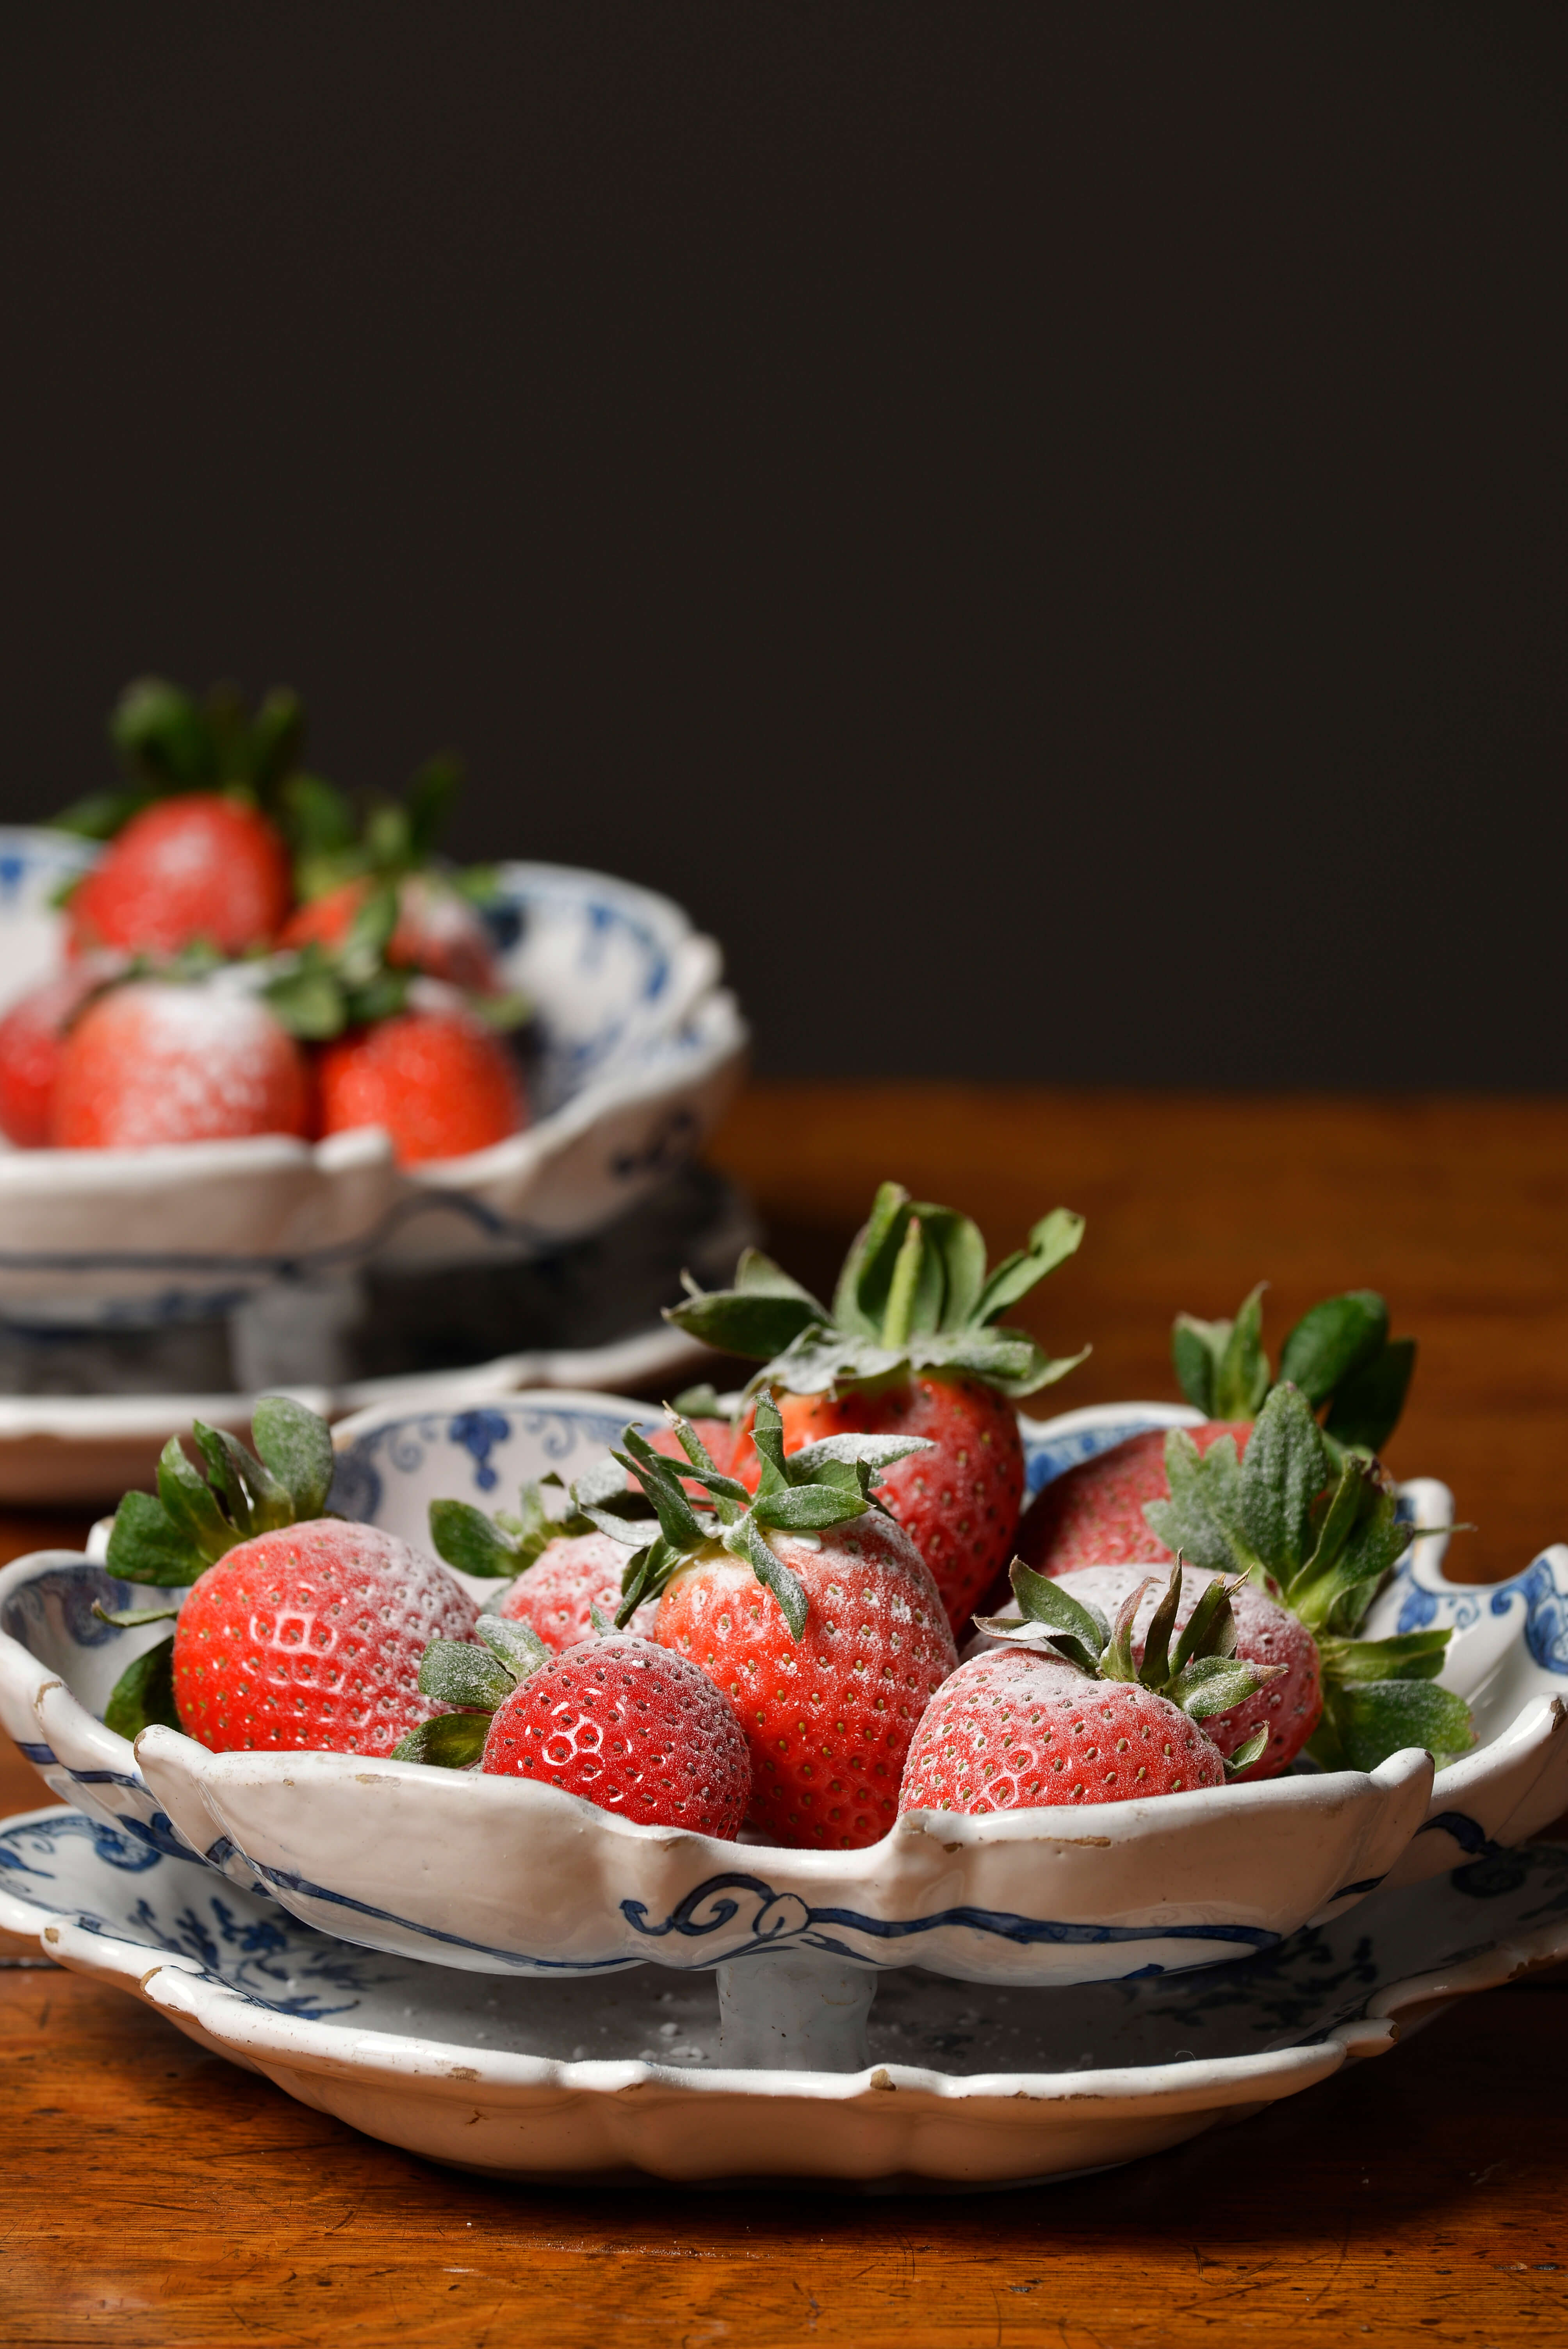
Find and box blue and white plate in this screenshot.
[0,830,747,1324]
[2,1801,1564,2187]
[3,1396,1564,2018]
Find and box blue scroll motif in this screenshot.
[619,1872,1280,1969]
[1490,1556,1568,1677]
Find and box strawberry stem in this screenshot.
[879,1215,925,1350]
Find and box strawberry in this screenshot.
[670,1182,1088,1636]
[315,1002,525,1164]
[1133,1382,1474,1774]
[1013,1422,1250,1584]
[1012,1282,1417,1588]
[97,1398,478,1759]
[171,1522,477,1756]
[66,793,292,957]
[592,1399,959,1848]
[497,1533,659,1652]
[280,873,500,994]
[0,962,119,1147]
[983,1561,1322,1780]
[51,977,310,1148]
[900,1555,1280,1815]
[395,1618,751,1836]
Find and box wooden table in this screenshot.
[3,1085,1566,2347]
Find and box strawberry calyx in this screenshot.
[391,1613,554,1768]
[104,1395,338,1589]
[95,1395,339,1740]
[53,677,311,845]
[973,1556,1281,1777]
[427,1460,655,1581]
[1173,1283,1416,1455]
[1144,1381,1473,1771]
[260,882,529,1043]
[586,1395,932,1640]
[667,1180,1089,1402]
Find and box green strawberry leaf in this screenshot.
[1144,1429,1256,1577]
[1167,1653,1277,1721]
[1211,1283,1270,1419]
[1278,1291,1388,1405]
[429,1498,524,1579]
[731,1516,809,1640]
[971,1208,1086,1328]
[1324,1338,1417,1455]
[1317,1627,1452,1684]
[251,1395,335,1522]
[912,1327,1090,1399]
[103,1490,203,1587]
[665,1249,828,1359]
[103,1635,182,1739]
[154,1436,241,1566]
[263,959,347,1041]
[1171,1313,1224,1415]
[1237,1383,1328,1583]
[1009,1561,1110,1654]
[1309,1678,1474,1773]
[415,1640,515,1711]
[474,1616,550,1677]
[753,1482,869,1533]
[1224,1725,1271,1776]
[390,1712,491,1768]
[91,1600,180,1630]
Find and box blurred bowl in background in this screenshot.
[0,829,748,1327]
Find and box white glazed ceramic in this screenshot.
[0,829,746,1322]
[2,1804,1564,2188]
[3,1397,1564,2041]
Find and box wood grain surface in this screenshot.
[2,1085,1565,2348]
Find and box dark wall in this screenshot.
[3,5,1564,1085]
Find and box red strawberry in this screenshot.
[1001,1562,1323,1780]
[731,1376,1026,1642]
[669,1182,1088,1636]
[499,1531,659,1653]
[52,978,310,1148]
[281,874,500,994]
[67,793,292,957]
[1012,1422,1249,1587]
[316,1003,525,1164]
[602,1401,958,1848]
[171,1522,478,1756]
[900,1648,1228,1812]
[900,1556,1279,1815]
[0,962,118,1147]
[479,1634,750,1835]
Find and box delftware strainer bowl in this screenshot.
[1,1395,1563,2070]
[0,830,745,1324]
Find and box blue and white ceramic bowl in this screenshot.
[0,830,747,1324]
[4,1802,1564,2182]
[2,1396,1563,2043]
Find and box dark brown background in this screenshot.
[2,3,1566,1086]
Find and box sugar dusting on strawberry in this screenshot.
[171,1522,478,1757]
[655,1511,956,1846]
[52,979,310,1148]
[1021,1563,1321,1779]
[67,793,292,957]
[0,962,119,1147]
[317,1003,524,1163]
[499,1531,659,1652]
[900,1646,1228,1812]
[480,1635,751,1836]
